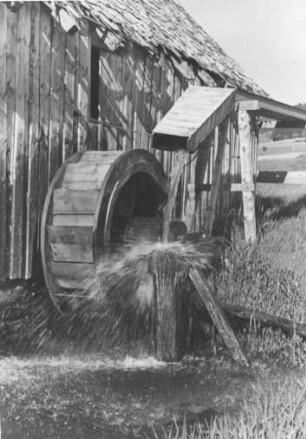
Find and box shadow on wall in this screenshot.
[88,44,188,151]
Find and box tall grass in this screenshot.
[158,186,306,439]
[160,198,306,439]
[158,374,306,438]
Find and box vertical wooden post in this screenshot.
[238,110,256,243]
[149,251,188,362]
[204,117,230,235]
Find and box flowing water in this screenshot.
[65,240,216,353]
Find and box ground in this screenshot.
[1,137,306,439]
[0,354,257,439]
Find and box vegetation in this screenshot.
[158,375,306,438]
[160,183,306,438]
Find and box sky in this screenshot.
[179,0,306,105]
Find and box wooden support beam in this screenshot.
[148,251,188,362]
[189,268,249,366]
[203,117,230,235]
[222,303,306,339]
[238,110,257,243]
[231,183,255,192]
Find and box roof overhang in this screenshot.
[151,86,306,153]
[236,91,306,122]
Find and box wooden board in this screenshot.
[9,7,31,277]
[257,170,306,185]
[53,189,99,214]
[100,50,118,151]
[204,117,230,235]
[115,46,126,151]
[61,181,104,191]
[51,261,95,289]
[189,267,249,366]
[53,214,94,227]
[50,243,93,263]
[237,92,306,122]
[37,7,52,275]
[133,45,146,150]
[49,22,65,182]
[63,32,77,160]
[48,225,93,246]
[238,110,256,243]
[62,163,110,182]
[77,20,90,151]
[120,43,133,151]
[6,8,18,278]
[81,150,123,162]
[0,5,8,279]
[152,86,237,152]
[25,2,41,278]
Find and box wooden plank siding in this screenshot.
[63,32,78,161]
[8,6,31,277]
[0,6,8,279]
[36,5,52,279]
[6,7,18,279]
[25,2,41,278]
[77,20,90,152]
[0,3,90,279]
[49,22,65,182]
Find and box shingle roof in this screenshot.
[49,0,268,96]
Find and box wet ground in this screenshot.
[0,353,256,439]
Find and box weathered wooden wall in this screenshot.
[0,3,90,280]
[0,2,258,280]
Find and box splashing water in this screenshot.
[61,238,219,352]
[0,237,220,359]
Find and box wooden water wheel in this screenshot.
[41,149,168,309]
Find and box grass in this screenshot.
[158,374,306,438]
[159,166,306,438]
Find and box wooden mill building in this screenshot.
[1,0,306,282]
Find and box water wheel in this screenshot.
[41,149,168,309]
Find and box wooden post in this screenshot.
[204,117,230,235]
[238,110,256,243]
[148,250,188,362]
[189,267,249,366]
